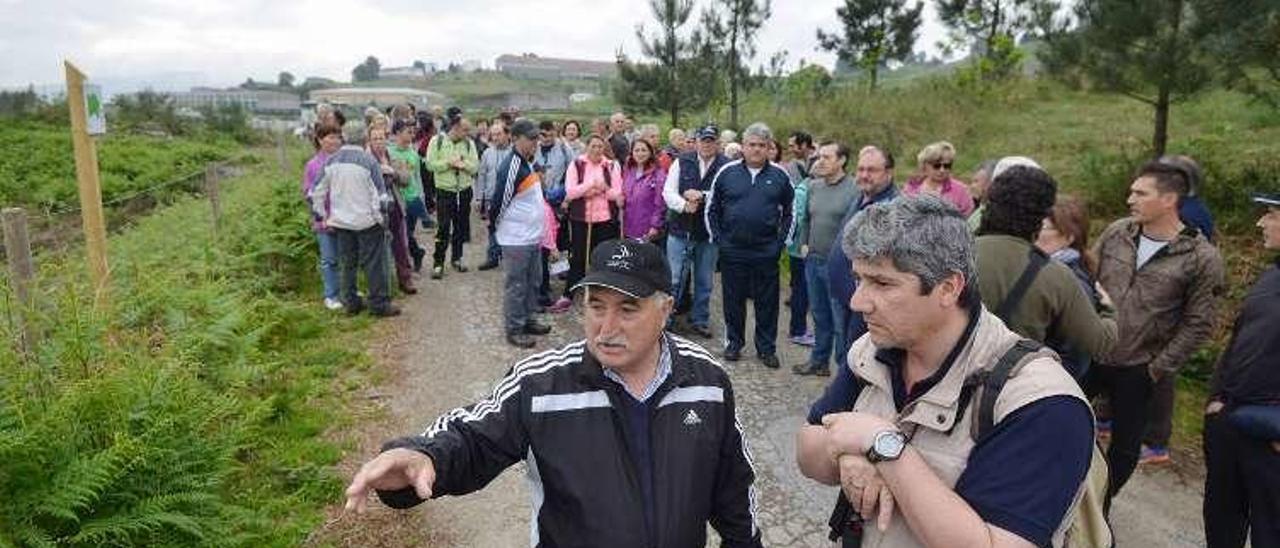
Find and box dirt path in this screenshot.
[310,221,1209,547]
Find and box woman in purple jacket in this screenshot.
[303,123,344,311]
[620,138,668,245]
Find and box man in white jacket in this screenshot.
[309,121,400,317]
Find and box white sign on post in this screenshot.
[84,84,106,135]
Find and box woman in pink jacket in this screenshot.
[904,140,975,217]
[551,134,624,312]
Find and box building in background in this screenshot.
[170,88,300,115]
[308,87,446,110]
[494,54,616,80]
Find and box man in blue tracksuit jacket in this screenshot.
[705,122,794,369]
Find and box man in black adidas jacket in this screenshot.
[345,239,763,548]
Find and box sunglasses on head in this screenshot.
[931,161,953,170]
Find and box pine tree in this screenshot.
[1195,0,1280,109]
[616,0,714,127]
[937,0,1039,79]
[700,0,772,130]
[1039,0,1213,155]
[817,0,924,91]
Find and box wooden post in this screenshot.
[3,208,35,353]
[277,131,288,174]
[205,164,221,236]
[65,61,110,309]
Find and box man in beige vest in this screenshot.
[797,195,1095,547]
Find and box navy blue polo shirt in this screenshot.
[807,308,1093,546]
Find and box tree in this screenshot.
[937,0,1040,79]
[1196,0,1280,109]
[817,0,924,91]
[616,0,715,127]
[700,0,772,129]
[1039,0,1213,155]
[352,56,381,82]
[277,71,295,88]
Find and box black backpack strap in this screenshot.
[995,248,1049,323]
[972,339,1042,440]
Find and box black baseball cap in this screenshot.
[572,239,672,298]
[696,124,719,141]
[1252,192,1280,208]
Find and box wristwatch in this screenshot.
[866,429,907,463]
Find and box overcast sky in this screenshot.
[1,0,949,90]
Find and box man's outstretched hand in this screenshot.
[344,448,436,514]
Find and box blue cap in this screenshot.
[695,124,719,141]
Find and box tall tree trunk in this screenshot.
[869,66,879,92]
[729,38,740,130]
[1153,85,1170,156]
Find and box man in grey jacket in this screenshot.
[477,122,511,271]
[309,121,400,317]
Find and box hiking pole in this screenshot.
[585,217,593,273]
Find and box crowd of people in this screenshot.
[306,104,1279,547]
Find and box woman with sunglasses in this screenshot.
[905,140,975,216]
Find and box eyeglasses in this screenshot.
[931,162,954,170]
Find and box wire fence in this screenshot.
[0,161,236,260]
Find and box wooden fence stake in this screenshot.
[3,208,35,353]
[205,164,221,236]
[65,61,110,309]
[277,131,288,174]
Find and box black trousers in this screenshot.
[1203,412,1280,548]
[1085,363,1155,506]
[433,187,472,266]
[1144,371,1177,448]
[564,219,619,297]
[721,255,780,357]
[334,225,390,312]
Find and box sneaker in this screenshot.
[431,265,444,280]
[548,297,573,314]
[723,348,742,362]
[452,261,469,273]
[523,322,552,335]
[1139,445,1171,465]
[507,332,536,349]
[691,324,713,339]
[478,259,500,271]
[323,298,344,311]
[789,333,816,347]
[370,306,402,318]
[760,355,781,369]
[399,282,418,295]
[345,302,366,316]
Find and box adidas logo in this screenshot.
[683,409,702,426]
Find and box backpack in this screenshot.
[827,340,1114,548]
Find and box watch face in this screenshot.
[874,431,905,458]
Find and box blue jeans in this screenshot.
[316,231,340,300]
[805,255,838,367]
[403,196,429,260]
[666,234,716,328]
[486,222,502,264]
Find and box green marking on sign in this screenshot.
[87,93,101,116]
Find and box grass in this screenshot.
[0,141,378,546]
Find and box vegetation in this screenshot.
[616,0,719,128]
[699,0,772,129]
[0,120,239,213]
[816,0,924,92]
[0,149,375,546]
